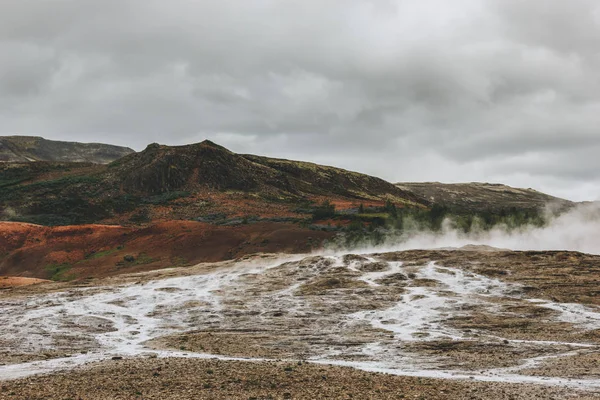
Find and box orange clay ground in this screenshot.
[0,276,48,288]
[0,220,334,285]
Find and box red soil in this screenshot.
[97,191,307,226]
[0,221,333,281]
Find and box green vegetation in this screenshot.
[312,201,550,249]
[396,182,573,215]
[102,195,142,213]
[143,191,191,205]
[22,195,111,226]
[21,175,101,189]
[355,212,390,219]
[129,208,151,224]
[0,166,114,226]
[311,200,336,220]
[85,248,120,260]
[0,162,91,189]
[132,253,158,265]
[0,177,31,188]
[45,263,75,281]
[117,252,159,268]
[168,256,189,268]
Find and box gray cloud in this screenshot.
[1,0,599,201]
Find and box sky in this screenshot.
[1,0,600,201]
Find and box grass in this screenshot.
[45,263,75,282]
[0,177,31,188]
[355,213,390,219]
[85,248,119,260]
[133,252,158,265]
[19,175,100,190]
[168,256,189,268]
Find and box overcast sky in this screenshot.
[2,1,600,201]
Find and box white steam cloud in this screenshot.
[347,202,600,255]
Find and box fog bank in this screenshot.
[351,202,600,255]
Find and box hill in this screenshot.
[395,182,573,214]
[242,153,415,201]
[0,136,134,164]
[0,140,425,226]
[106,140,422,201]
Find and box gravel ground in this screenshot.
[521,351,600,379]
[2,250,600,398]
[1,357,597,400]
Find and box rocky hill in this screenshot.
[0,136,134,164]
[106,141,294,195]
[395,182,573,213]
[242,153,415,201]
[0,140,425,226]
[1,139,574,229]
[106,140,421,202]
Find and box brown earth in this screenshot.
[1,250,600,398]
[0,221,334,282]
[0,357,592,400]
[0,276,48,288]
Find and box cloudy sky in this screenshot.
[2,1,600,201]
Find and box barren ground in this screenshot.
[0,249,599,399]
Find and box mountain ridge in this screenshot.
[0,139,426,226]
[0,137,574,228]
[103,140,424,205]
[395,181,573,213]
[0,136,134,164]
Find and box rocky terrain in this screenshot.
[0,249,599,398]
[0,136,134,164]
[110,141,420,202]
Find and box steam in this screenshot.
[337,202,600,255]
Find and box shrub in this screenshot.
[312,200,336,220]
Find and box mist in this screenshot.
[333,202,600,255]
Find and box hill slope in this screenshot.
[0,140,425,226]
[0,136,134,164]
[395,182,573,213]
[242,154,417,201]
[106,140,422,202]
